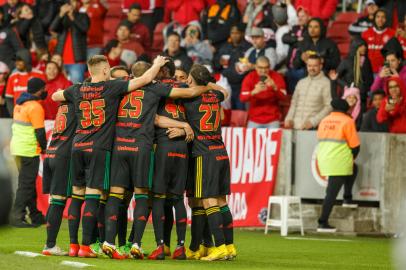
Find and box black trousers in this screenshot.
[12,156,40,222]
[141,8,164,40]
[318,165,358,225]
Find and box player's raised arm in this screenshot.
[128,56,168,92]
[208,82,229,100]
[51,89,66,102]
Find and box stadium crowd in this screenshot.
[0,0,405,132]
[1,0,406,262]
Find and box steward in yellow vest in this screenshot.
[10,77,47,227]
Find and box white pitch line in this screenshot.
[286,237,353,242]
[14,251,45,257]
[60,261,94,268]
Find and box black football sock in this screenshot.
[202,217,213,247]
[152,194,166,246]
[220,205,234,245]
[163,199,174,247]
[189,207,206,252]
[46,198,66,248]
[82,195,100,246]
[173,196,187,246]
[128,223,135,243]
[105,193,124,245]
[68,194,84,244]
[205,206,225,247]
[97,198,107,243]
[132,194,149,245]
[117,198,129,246]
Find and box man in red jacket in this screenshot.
[80,0,107,58]
[240,56,286,128]
[120,4,151,51]
[122,0,165,33]
[164,0,213,27]
[362,9,396,73]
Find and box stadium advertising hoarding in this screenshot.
[34,123,283,227]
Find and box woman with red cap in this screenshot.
[377,76,406,133]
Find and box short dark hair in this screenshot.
[167,32,181,40]
[308,54,323,63]
[371,89,386,99]
[45,61,61,73]
[110,65,129,78]
[131,61,152,77]
[102,39,120,55]
[175,67,188,75]
[129,3,141,12]
[87,55,108,67]
[162,57,176,77]
[189,64,212,86]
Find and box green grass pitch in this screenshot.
[0,222,393,270]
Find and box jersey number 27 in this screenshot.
[199,103,220,131]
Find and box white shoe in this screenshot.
[42,245,68,256]
[342,201,358,208]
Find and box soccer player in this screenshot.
[182,64,236,261]
[102,60,227,260]
[51,55,168,258]
[42,91,77,256]
[149,59,191,260]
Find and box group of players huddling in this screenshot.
[40,55,236,261]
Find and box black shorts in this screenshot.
[42,155,71,196]
[186,151,231,199]
[152,140,189,195]
[110,144,153,190]
[71,148,111,191]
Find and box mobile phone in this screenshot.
[260,76,267,82]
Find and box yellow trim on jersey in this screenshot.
[109,193,124,200]
[71,195,85,200]
[195,156,203,198]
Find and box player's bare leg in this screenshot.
[130,187,149,259]
[68,186,85,257]
[42,194,68,256]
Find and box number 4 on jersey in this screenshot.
[199,103,220,131]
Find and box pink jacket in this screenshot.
[371,65,406,92]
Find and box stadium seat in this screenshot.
[265,196,304,237]
[327,23,351,43]
[230,110,248,127]
[338,42,350,58]
[335,12,359,24]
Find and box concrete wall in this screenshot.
[275,130,406,234]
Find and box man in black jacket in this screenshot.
[1,0,22,27]
[360,90,389,132]
[200,0,241,50]
[293,17,340,75]
[0,8,23,70]
[50,0,89,83]
[348,0,378,37]
[162,32,193,73]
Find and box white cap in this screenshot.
[0,62,9,74]
[365,0,376,5]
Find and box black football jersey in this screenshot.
[63,80,129,151]
[46,100,77,158]
[183,90,226,157]
[115,82,172,148]
[155,79,188,143]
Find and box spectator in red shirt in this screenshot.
[122,0,165,34]
[5,48,46,116]
[116,22,145,68]
[377,76,406,133]
[0,61,10,117]
[50,0,90,83]
[362,9,396,74]
[240,56,287,128]
[164,0,208,27]
[43,61,72,120]
[80,0,107,58]
[120,4,151,52]
[294,0,338,23]
[102,39,125,67]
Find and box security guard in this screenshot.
[10,78,48,227]
[316,99,361,233]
